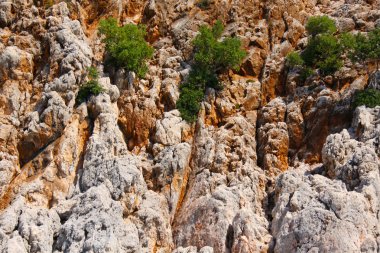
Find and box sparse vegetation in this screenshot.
[287,16,380,84]
[340,28,380,72]
[286,16,345,80]
[76,67,104,103]
[176,20,246,122]
[299,67,315,82]
[352,88,380,109]
[98,18,154,78]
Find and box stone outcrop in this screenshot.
[272,106,380,252]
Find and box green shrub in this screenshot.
[285,16,344,79]
[176,20,246,122]
[76,67,104,103]
[352,88,380,108]
[176,85,204,122]
[301,34,343,75]
[98,18,154,78]
[87,66,99,79]
[192,20,247,73]
[286,51,304,68]
[366,29,380,67]
[305,15,337,37]
[342,29,380,70]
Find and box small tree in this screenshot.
[305,15,337,37]
[286,16,345,79]
[176,20,246,122]
[340,29,380,72]
[99,18,154,78]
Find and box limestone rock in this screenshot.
[154,110,191,146]
[272,107,380,252]
[258,98,289,174]
[0,0,378,252]
[18,207,61,253]
[55,185,140,253]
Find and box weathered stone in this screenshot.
[55,185,140,253]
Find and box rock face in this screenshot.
[272,106,380,252]
[1,0,379,252]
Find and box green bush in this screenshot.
[286,51,304,68]
[367,29,380,63]
[176,85,204,122]
[286,16,345,79]
[305,15,337,37]
[176,20,246,122]
[99,18,154,78]
[352,88,380,108]
[87,66,99,79]
[302,33,343,75]
[76,67,104,103]
[341,29,380,70]
[192,20,246,73]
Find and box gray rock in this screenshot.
[18,207,61,253]
[153,142,192,219]
[272,107,380,252]
[258,97,286,126]
[81,157,147,214]
[154,110,191,146]
[55,185,140,253]
[0,197,25,234]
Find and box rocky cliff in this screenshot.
[0,0,379,252]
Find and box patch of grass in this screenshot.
[44,0,54,9]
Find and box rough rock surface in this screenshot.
[272,106,380,252]
[0,0,379,252]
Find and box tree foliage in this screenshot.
[340,29,380,70]
[352,88,380,108]
[98,18,154,78]
[287,16,344,78]
[192,20,247,73]
[302,34,343,75]
[177,20,246,122]
[305,15,337,37]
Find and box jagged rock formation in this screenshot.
[0,0,379,252]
